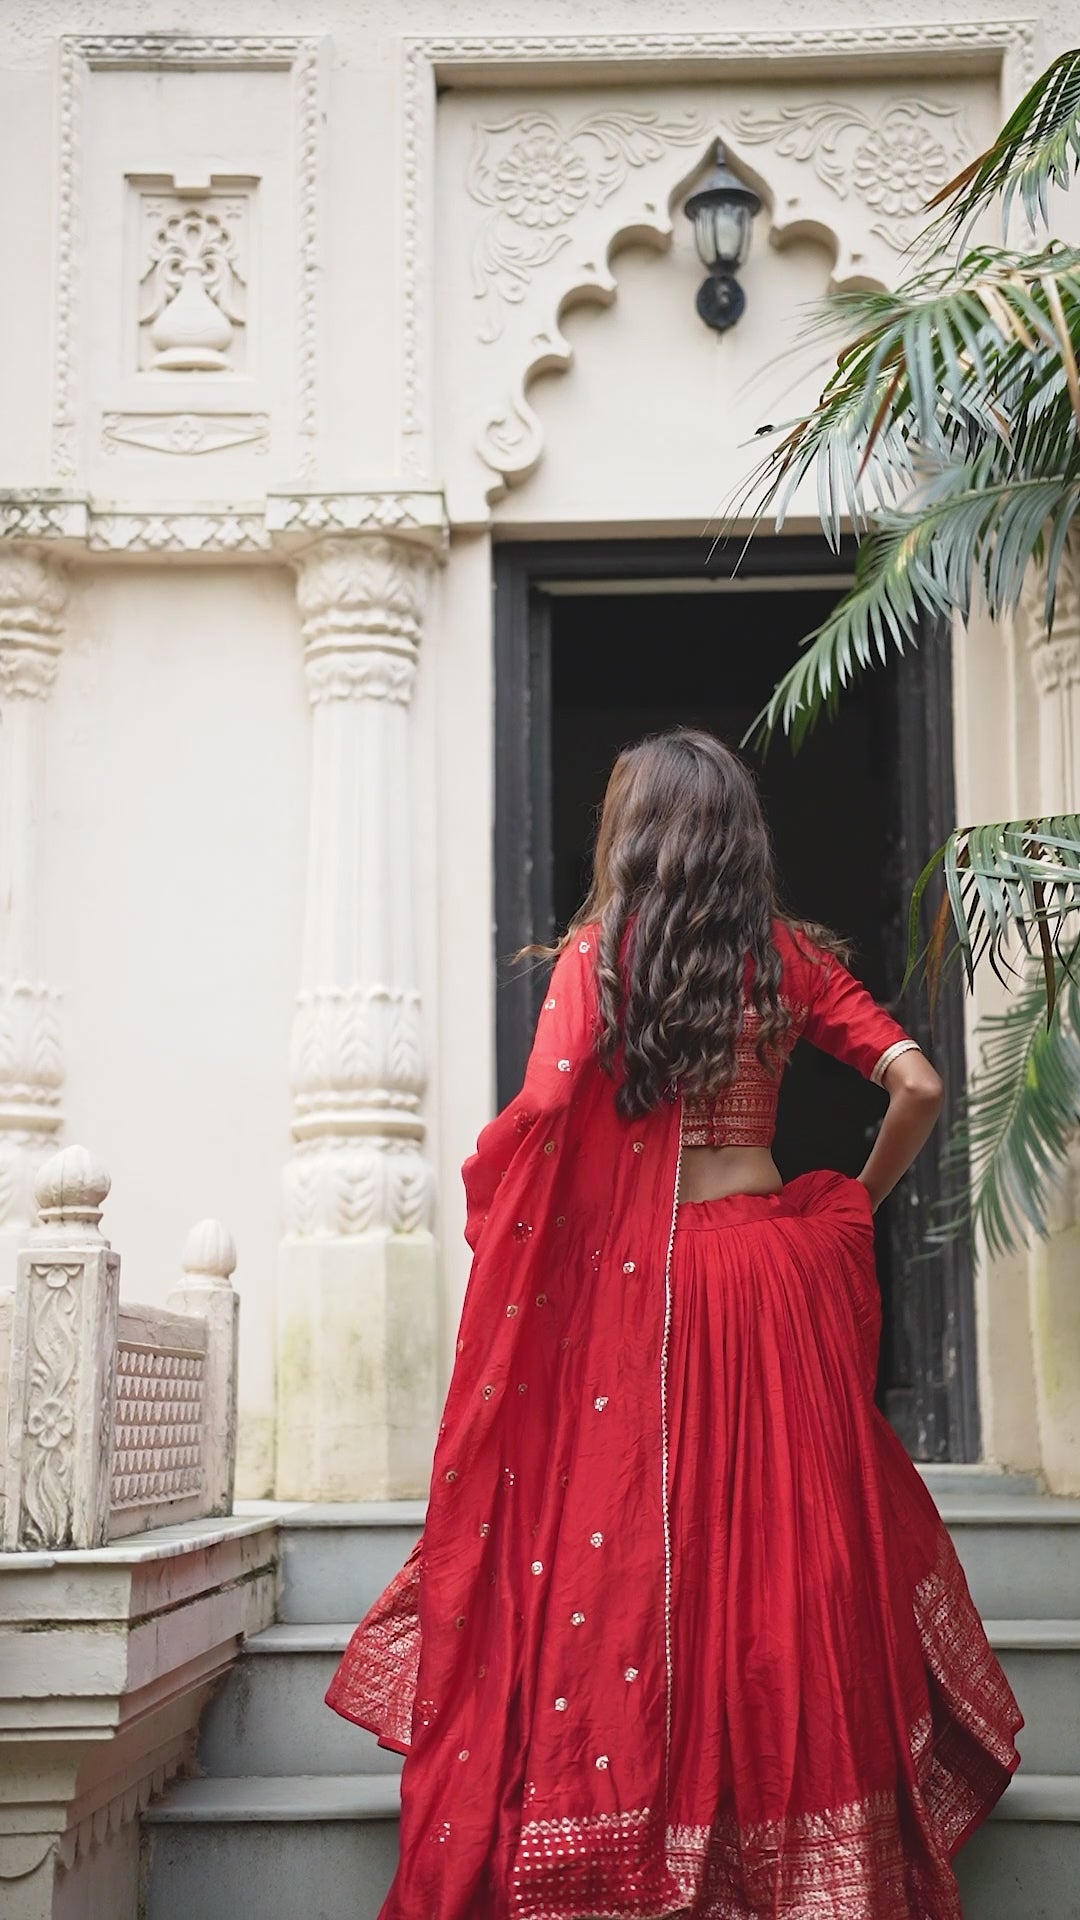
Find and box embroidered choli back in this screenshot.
[678,926,918,1151]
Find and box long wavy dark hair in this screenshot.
[563,728,843,1119]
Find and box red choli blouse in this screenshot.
[680,923,919,1149]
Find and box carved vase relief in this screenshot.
[138,190,250,373]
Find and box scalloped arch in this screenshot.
[471,128,876,502]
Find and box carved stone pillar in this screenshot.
[0,551,66,1274]
[276,532,439,1499]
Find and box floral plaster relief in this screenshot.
[439,79,992,514]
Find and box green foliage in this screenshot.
[735,52,1080,1252]
[934,942,1080,1259]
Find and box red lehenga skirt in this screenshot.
[327,1170,1022,1920]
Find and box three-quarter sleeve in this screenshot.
[799,944,921,1086]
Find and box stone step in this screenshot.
[141,1773,1080,1920]
[277,1501,425,1626]
[955,1774,1080,1920]
[198,1619,1080,1780]
[141,1775,400,1920]
[198,1624,403,1777]
[274,1495,1080,1626]
[937,1496,1080,1620]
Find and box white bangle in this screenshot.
[871,1039,922,1087]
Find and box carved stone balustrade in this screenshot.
[1,1145,239,1551]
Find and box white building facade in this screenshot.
[2,0,1079,1528]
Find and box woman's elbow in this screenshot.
[886,1051,944,1112]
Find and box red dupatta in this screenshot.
[336,928,689,1917]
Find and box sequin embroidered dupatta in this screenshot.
[330,933,686,1917]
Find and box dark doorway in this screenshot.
[493,538,979,1464]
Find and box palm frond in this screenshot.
[742,472,1080,750]
[929,48,1080,243]
[907,816,1080,995]
[932,942,1080,1257]
[726,247,1080,560]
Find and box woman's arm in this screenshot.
[858,1047,944,1211]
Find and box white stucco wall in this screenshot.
[2,0,1078,1494]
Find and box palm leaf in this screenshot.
[742,472,1080,750]
[929,48,1080,243]
[932,942,1080,1257]
[906,816,1080,995]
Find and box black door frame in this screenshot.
[492,534,980,1463]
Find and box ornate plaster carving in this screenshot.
[137,194,249,373]
[294,535,429,664]
[284,534,436,1237]
[0,549,66,695]
[102,412,270,456]
[729,96,970,249]
[399,22,1037,481]
[19,1262,83,1549]
[87,510,270,553]
[467,107,708,342]
[54,37,323,479]
[0,493,450,559]
[111,1344,205,1507]
[0,497,88,542]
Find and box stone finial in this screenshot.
[182,1218,237,1285]
[33,1144,110,1231]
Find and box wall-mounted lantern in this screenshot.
[684,145,762,333]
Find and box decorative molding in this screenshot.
[87,510,270,553]
[285,1137,435,1237]
[53,35,323,480]
[291,985,426,1124]
[0,497,88,542]
[267,489,448,546]
[399,20,1038,479]
[103,411,269,456]
[0,984,64,1233]
[730,96,970,248]
[0,493,449,561]
[467,107,708,341]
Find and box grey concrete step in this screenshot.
[141,1772,1080,1920]
[274,1495,1080,1628]
[277,1501,425,1626]
[990,1622,1080,1776]
[198,1619,1080,1780]
[198,1624,403,1777]
[937,1496,1080,1619]
[141,1776,400,1920]
[955,1774,1080,1920]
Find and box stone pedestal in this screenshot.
[275,525,442,1500]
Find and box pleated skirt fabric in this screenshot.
[328,1169,1022,1919]
[660,1172,1021,1918]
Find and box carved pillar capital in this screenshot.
[0,548,66,700]
[292,534,432,707]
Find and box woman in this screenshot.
[327,727,1022,1920]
